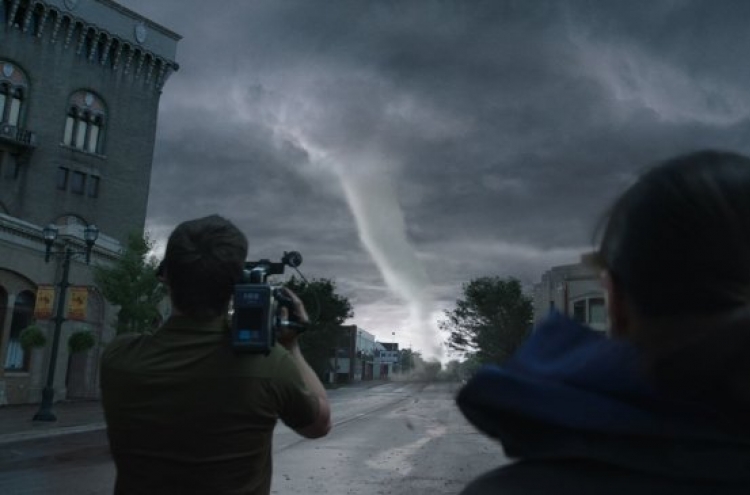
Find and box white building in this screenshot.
[533,255,608,332]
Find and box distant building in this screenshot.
[332,325,394,383]
[0,0,179,405]
[374,342,398,378]
[533,255,607,332]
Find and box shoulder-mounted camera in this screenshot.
[230,251,305,355]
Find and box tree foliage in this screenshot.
[442,360,462,381]
[94,233,166,335]
[458,352,483,378]
[285,277,353,379]
[440,276,533,365]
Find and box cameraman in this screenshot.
[100,214,331,495]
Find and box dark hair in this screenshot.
[597,150,750,414]
[598,150,750,318]
[163,214,248,319]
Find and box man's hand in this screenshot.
[277,288,309,350]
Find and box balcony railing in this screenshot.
[0,124,37,148]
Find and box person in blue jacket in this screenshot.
[457,150,750,494]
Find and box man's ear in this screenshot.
[602,271,630,339]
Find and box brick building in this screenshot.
[0,0,179,405]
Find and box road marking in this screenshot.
[365,425,448,476]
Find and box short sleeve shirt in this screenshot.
[100,315,319,495]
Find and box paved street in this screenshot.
[0,382,506,494]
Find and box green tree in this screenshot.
[285,277,353,379]
[94,233,166,334]
[440,276,533,365]
[441,359,462,381]
[459,352,483,379]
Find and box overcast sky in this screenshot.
[118,0,750,359]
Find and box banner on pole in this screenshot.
[67,286,88,321]
[34,285,55,320]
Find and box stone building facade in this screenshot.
[0,0,179,405]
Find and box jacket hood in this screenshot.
[457,311,750,482]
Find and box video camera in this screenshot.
[230,251,306,355]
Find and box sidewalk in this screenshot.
[0,379,395,445]
[0,380,401,472]
[0,400,106,445]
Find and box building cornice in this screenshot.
[0,213,122,262]
[4,0,180,92]
[94,0,182,42]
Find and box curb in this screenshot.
[0,422,107,446]
[0,443,111,473]
[0,425,110,472]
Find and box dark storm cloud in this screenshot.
[119,0,750,355]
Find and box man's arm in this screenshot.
[277,288,332,439]
[285,342,331,438]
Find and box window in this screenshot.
[0,62,29,127]
[57,168,101,198]
[62,91,106,154]
[7,89,21,125]
[75,115,86,147]
[4,291,36,371]
[589,298,606,325]
[87,122,100,153]
[573,300,586,323]
[57,167,69,190]
[87,175,100,197]
[63,115,74,144]
[71,171,85,194]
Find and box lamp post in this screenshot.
[33,223,98,422]
[391,331,398,373]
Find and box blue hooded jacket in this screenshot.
[457,312,750,494]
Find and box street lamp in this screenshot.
[33,223,99,422]
[391,331,398,373]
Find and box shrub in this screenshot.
[68,330,96,353]
[19,325,47,350]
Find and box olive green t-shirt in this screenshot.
[100,315,319,495]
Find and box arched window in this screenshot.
[4,290,36,371]
[63,90,106,154]
[0,61,29,127]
